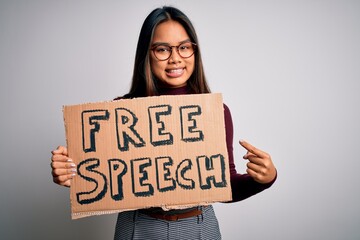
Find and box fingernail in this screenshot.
[70,168,77,173]
[239,139,245,144]
[70,163,76,167]
[71,173,76,177]
[67,158,73,162]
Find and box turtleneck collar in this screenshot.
[158,85,189,96]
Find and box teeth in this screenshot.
[168,68,183,73]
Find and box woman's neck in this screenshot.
[158,85,189,96]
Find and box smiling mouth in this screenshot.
[165,68,185,77]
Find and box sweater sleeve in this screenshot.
[223,104,276,202]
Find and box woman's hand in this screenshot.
[240,140,277,184]
[50,146,76,187]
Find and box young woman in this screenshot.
[51,6,277,239]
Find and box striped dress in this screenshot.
[114,205,221,240]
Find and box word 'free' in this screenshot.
[82,104,204,153]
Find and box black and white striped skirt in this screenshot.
[114,205,221,239]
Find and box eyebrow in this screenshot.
[151,39,192,46]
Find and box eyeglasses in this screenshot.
[151,42,197,61]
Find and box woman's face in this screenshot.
[150,20,195,88]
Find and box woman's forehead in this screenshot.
[152,20,190,44]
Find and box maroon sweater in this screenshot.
[158,86,276,202]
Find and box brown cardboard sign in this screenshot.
[63,93,232,219]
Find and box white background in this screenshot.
[1,0,359,239]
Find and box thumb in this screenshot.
[52,145,68,155]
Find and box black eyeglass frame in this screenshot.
[150,42,197,61]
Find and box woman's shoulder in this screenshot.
[223,103,232,114]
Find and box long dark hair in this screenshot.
[122,6,210,98]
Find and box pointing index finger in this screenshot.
[239,140,268,158]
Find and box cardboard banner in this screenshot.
[63,93,232,219]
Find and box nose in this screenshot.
[168,46,182,63]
